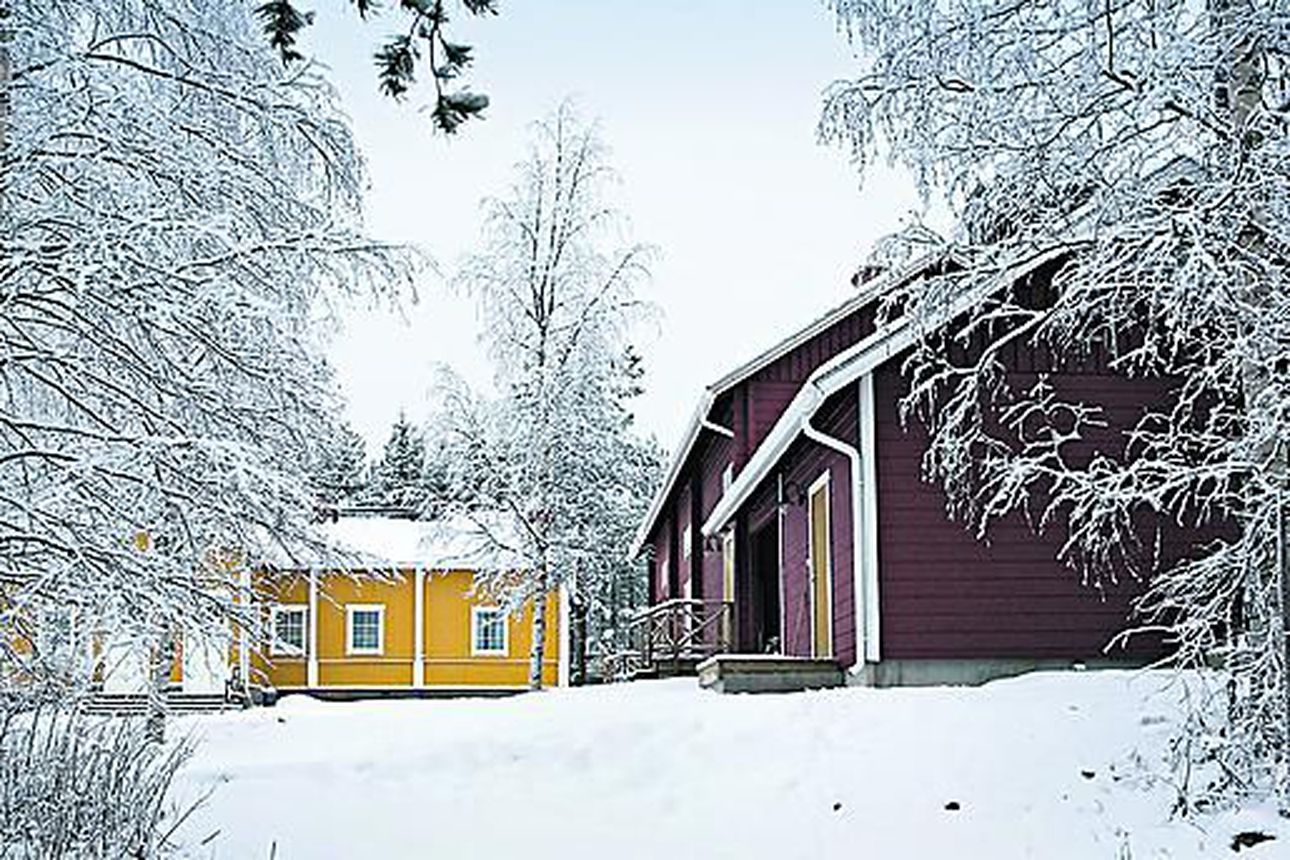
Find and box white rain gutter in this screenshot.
[701,324,909,540]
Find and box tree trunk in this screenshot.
[1279,488,1290,811]
[571,594,588,686]
[528,589,548,691]
[146,635,173,745]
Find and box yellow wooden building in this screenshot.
[71,516,567,705]
[245,516,567,699]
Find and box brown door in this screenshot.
[809,474,832,658]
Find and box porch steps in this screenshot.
[80,691,247,717]
[697,655,845,694]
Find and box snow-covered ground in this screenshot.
[170,671,1283,859]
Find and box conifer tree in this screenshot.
[310,418,370,507]
[367,413,429,514]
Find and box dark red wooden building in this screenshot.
[629,251,1181,687]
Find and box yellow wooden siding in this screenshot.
[252,568,561,690]
[424,570,559,687]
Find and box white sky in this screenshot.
[305,1,927,455]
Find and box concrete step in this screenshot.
[696,654,845,694]
[81,692,246,717]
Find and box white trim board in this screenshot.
[629,252,950,559]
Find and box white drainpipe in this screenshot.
[801,413,865,670]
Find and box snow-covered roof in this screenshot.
[268,515,520,571]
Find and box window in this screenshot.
[682,524,692,559]
[471,607,508,656]
[722,463,734,492]
[270,605,307,656]
[346,605,385,655]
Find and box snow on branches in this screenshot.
[435,104,661,689]
[821,0,1290,810]
[1,0,413,697]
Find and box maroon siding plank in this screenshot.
[676,483,692,597]
[700,435,734,602]
[652,523,671,603]
[873,358,1180,662]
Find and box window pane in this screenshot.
[274,609,304,652]
[475,610,505,653]
[351,610,380,651]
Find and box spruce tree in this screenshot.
[367,413,429,514]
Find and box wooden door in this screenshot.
[809,474,833,658]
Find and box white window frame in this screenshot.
[471,606,509,656]
[270,604,308,657]
[722,462,734,492]
[345,604,386,656]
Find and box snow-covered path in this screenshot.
[170,672,1282,859]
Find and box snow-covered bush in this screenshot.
[0,703,192,858]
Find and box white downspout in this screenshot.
[413,568,426,689]
[238,566,251,694]
[307,568,319,688]
[557,579,571,687]
[777,472,786,652]
[802,409,865,671]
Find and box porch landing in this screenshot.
[696,654,844,694]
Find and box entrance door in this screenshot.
[809,473,833,658]
[749,520,781,653]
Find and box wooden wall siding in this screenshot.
[749,381,802,453]
[749,305,875,385]
[700,434,734,602]
[676,483,693,596]
[775,389,858,666]
[639,303,876,576]
[873,360,1171,661]
[251,570,561,690]
[652,520,671,603]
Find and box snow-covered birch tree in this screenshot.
[819,0,1289,811]
[437,104,657,690]
[2,0,411,746]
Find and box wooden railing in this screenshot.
[602,599,733,681]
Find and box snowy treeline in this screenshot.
[430,105,664,688]
[821,0,1290,811]
[2,0,409,852]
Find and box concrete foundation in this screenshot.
[849,657,1152,688]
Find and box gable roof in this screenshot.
[700,243,1076,538]
[630,254,944,558]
